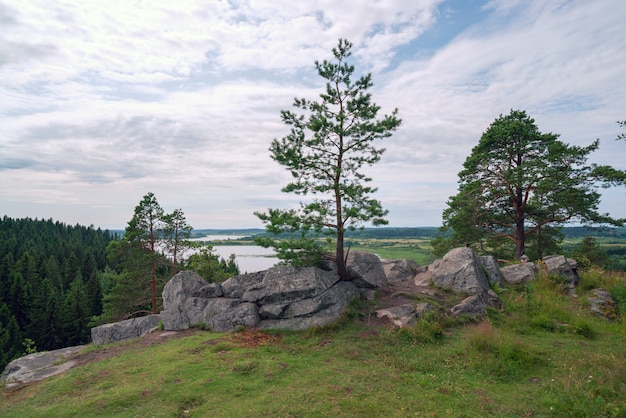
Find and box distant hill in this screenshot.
[189,226,626,240]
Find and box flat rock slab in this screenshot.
[1,345,88,389]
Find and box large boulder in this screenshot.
[427,247,504,317]
[91,315,161,346]
[381,259,422,282]
[588,289,618,320]
[542,255,580,295]
[430,247,491,295]
[161,271,209,330]
[501,263,536,285]
[346,251,388,288]
[0,345,86,389]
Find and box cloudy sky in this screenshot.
[1,0,625,230]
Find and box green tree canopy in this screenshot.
[186,247,239,283]
[439,109,621,260]
[255,39,401,279]
[162,208,194,276]
[104,193,168,319]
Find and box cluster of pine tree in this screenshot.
[0,216,115,370]
[0,196,244,372]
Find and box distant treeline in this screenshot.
[0,216,116,370]
[561,226,626,239]
[192,226,626,240]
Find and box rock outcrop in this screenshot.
[91,315,161,346]
[160,252,380,332]
[429,247,492,295]
[588,288,618,320]
[346,251,388,288]
[542,255,580,295]
[428,247,503,316]
[376,302,433,327]
[501,263,536,285]
[0,345,87,389]
[381,258,426,282]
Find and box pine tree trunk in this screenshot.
[336,229,348,280]
[515,210,525,260]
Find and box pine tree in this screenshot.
[440,110,622,260]
[0,302,22,371]
[255,39,401,279]
[61,278,91,346]
[162,208,193,276]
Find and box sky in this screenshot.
[1,0,625,230]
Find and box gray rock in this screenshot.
[154,257,373,333]
[258,281,359,331]
[163,271,209,308]
[258,302,288,319]
[414,269,433,286]
[204,300,260,332]
[360,288,377,301]
[161,271,209,330]
[185,297,210,326]
[479,255,504,288]
[501,263,536,285]
[415,302,434,318]
[376,304,417,327]
[346,251,387,288]
[381,259,420,282]
[430,247,491,295]
[91,315,161,345]
[451,290,503,316]
[0,345,87,389]
[192,282,224,298]
[242,266,340,304]
[221,271,265,298]
[588,288,618,320]
[283,281,359,318]
[543,255,580,295]
[375,302,434,328]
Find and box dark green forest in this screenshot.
[0,216,115,370]
[0,215,240,372]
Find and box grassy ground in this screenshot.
[350,238,436,265]
[2,268,625,417]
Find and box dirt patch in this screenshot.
[229,329,281,348]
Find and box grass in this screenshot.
[2,269,626,417]
[351,239,436,265]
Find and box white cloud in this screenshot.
[1,0,625,228]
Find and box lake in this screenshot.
[189,235,279,273]
[212,245,279,273]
